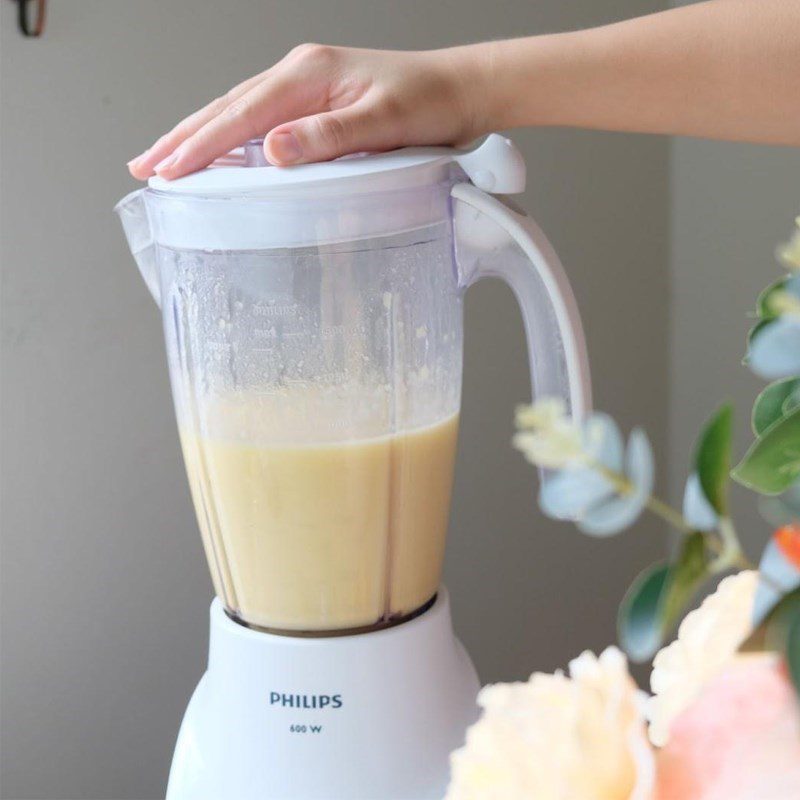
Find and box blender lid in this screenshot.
[147,133,526,197]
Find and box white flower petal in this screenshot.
[446,647,655,800]
[513,422,585,470]
[647,570,759,747]
[777,228,800,270]
[515,398,567,430]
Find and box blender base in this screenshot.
[166,588,480,800]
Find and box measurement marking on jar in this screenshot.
[290,724,323,734]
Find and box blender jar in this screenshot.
[116,135,590,635]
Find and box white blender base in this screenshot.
[167,589,479,800]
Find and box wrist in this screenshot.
[485,35,572,131]
[439,38,564,138]
[436,42,503,141]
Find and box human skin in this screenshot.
[128,0,800,181]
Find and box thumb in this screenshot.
[264,106,391,165]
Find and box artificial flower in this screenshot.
[446,647,654,800]
[514,398,571,431]
[538,414,654,537]
[513,398,586,469]
[647,570,759,747]
[776,221,800,270]
[654,653,800,799]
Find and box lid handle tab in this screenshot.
[454,134,526,195]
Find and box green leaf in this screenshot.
[660,533,709,633]
[695,404,734,514]
[783,384,800,417]
[741,587,800,652]
[788,614,800,699]
[733,405,800,495]
[757,277,790,320]
[618,563,670,663]
[753,379,800,436]
[764,588,800,652]
[618,533,711,663]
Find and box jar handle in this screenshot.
[452,182,591,424]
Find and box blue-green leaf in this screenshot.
[618,563,670,663]
[746,319,772,356]
[618,533,710,663]
[748,318,800,381]
[578,428,653,537]
[752,532,800,625]
[683,473,719,531]
[758,481,800,527]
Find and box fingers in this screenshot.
[151,69,331,180]
[127,71,266,179]
[264,102,397,166]
[127,45,391,181]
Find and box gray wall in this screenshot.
[0,1,669,798]
[669,142,800,554]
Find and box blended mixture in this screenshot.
[178,392,458,632]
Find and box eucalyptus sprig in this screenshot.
[514,400,750,661]
[514,216,800,690]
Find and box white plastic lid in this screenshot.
[148,133,525,197]
[144,134,526,250]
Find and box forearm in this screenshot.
[469,0,800,145]
[132,0,800,180]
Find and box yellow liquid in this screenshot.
[179,401,458,632]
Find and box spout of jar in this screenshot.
[114,189,161,306]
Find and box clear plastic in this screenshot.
[151,186,462,633]
[452,186,590,424]
[117,156,591,636]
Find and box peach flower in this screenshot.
[654,653,800,799]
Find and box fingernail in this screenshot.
[269,131,303,164]
[154,152,180,174]
[127,149,149,167]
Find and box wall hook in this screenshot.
[11,0,46,37]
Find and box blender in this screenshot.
[116,134,591,800]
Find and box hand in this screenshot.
[128,44,492,181]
